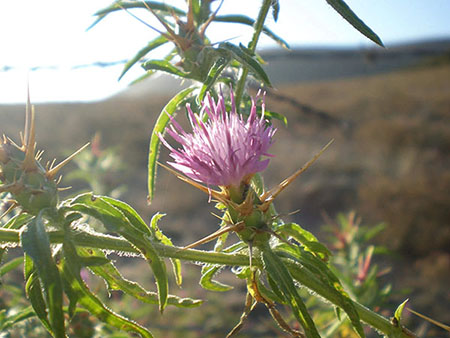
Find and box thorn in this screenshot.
[23,84,31,148]
[56,175,63,185]
[157,161,228,203]
[46,143,90,180]
[47,158,57,171]
[0,202,17,220]
[22,105,37,172]
[407,308,450,332]
[183,221,244,250]
[35,149,44,161]
[57,186,72,192]
[260,140,333,211]
[199,0,223,38]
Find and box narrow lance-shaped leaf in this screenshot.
[214,15,289,49]
[0,305,36,331]
[61,240,154,338]
[261,245,320,338]
[150,213,182,286]
[90,1,185,30]
[77,246,202,308]
[119,36,169,80]
[200,265,233,292]
[142,60,189,78]
[147,87,195,203]
[69,193,169,312]
[271,0,280,22]
[0,256,23,277]
[24,256,53,335]
[21,213,66,338]
[198,55,230,102]
[276,243,365,338]
[218,42,272,86]
[326,0,384,47]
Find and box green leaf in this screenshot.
[147,87,195,203]
[101,196,152,236]
[141,60,189,78]
[2,213,33,230]
[277,223,332,260]
[263,110,288,126]
[200,265,233,292]
[218,42,272,86]
[130,48,177,85]
[150,213,182,286]
[90,1,185,30]
[24,256,53,335]
[262,246,320,338]
[78,247,202,308]
[198,55,230,102]
[394,299,409,325]
[21,213,66,337]
[119,36,169,80]
[326,0,384,47]
[61,241,154,337]
[0,256,23,277]
[276,243,365,338]
[69,193,168,312]
[271,0,280,22]
[214,15,289,49]
[0,305,36,331]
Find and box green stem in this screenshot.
[234,0,272,108]
[0,228,415,337]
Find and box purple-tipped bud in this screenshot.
[159,90,276,187]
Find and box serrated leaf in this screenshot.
[119,36,169,80]
[219,42,272,86]
[78,247,202,308]
[200,265,233,292]
[214,15,289,49]
[150,213,182,286]
[147,87,195,203]
[326,0,384,47]
[21,213,65,337]
[394,299,409,324]
[61,241,154,337]
[262,246,320,338]
[69,193,169,312]
[142,60,189,78]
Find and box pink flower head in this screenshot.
[159,90,276,187]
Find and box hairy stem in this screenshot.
[0,227,414,337]
[234,0,272,107]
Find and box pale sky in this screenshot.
[0,0,449,103]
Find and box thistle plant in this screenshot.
[0,1,435,337]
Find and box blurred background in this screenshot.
[1,1,449,336]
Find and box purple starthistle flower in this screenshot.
[159,90,276,188]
